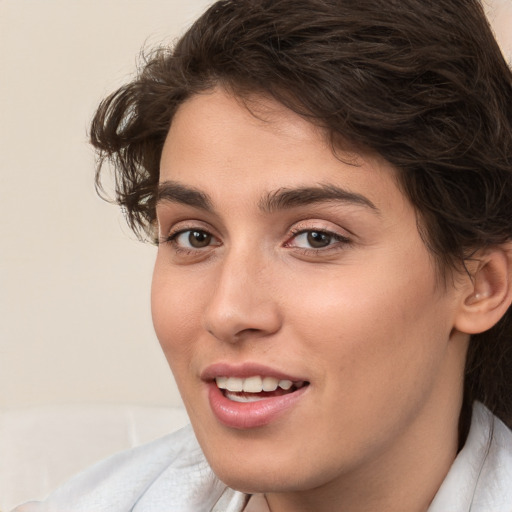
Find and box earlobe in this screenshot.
[455,244,512,335]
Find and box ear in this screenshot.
[454,244,512,335]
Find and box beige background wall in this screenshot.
[1,0,212,409]
[1,0,511,410]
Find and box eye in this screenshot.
[286,228,350,251]
[166,229,219,249]
[295,230,334,248]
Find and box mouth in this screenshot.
[215,375,310,403]
[202,363,310,428]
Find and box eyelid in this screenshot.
[171,229,218,245]
[165,229,219,247]
[287,229,350,246]
[158,219,215,242]
[158,227,221,265]
[284,221,352,253]
[288,219,351,239]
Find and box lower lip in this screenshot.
[207,382,309,429]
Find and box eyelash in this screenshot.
[160,227,220,254]
[285,227,351,254]
[159,225,351,256]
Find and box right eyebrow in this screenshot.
[156,180,214,211]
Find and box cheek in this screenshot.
[285,254,451,393]
[151,261,204,370]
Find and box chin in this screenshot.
[204,443,325,495]
[214,467,302,495]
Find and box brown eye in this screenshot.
[167,228,218,250]
[307,231,332,248]
[287,228,350,252]
[188,230,212,248]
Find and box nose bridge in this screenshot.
[203,242,280,342]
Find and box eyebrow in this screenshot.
[259,184,379,214]
[156,180,379,214]
[157,181,213,211]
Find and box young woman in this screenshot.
[15,0,512,510]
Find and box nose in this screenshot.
[202,249,282,344]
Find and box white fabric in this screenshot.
[0,404,190,512]
[429,403,512,511]
[11,424,246,512]
[12,403,512,512]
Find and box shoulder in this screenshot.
[12,425,229,512]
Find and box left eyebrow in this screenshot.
[258,184,380,214]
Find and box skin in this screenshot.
[152,88,471,512]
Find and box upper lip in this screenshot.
[200,362,308,383]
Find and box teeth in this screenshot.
[215,376,300,393]
[216,376,228,390]
[279,379,293,390]
[225,392,266,403]
[262,376,279,391]
[226,377,243,392]
[243,376,263,392]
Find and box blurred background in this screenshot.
[0,0,511,507]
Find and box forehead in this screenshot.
[159,87,405,214]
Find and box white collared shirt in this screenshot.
[13,402,512,512]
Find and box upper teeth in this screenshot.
[215,376,295,393]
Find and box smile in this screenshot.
[205,372,310,429]
[215,375,308,401]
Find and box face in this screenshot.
[152,88,468,495]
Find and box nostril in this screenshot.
[235,327,264,338]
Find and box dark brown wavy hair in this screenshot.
[90,0,512,431]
